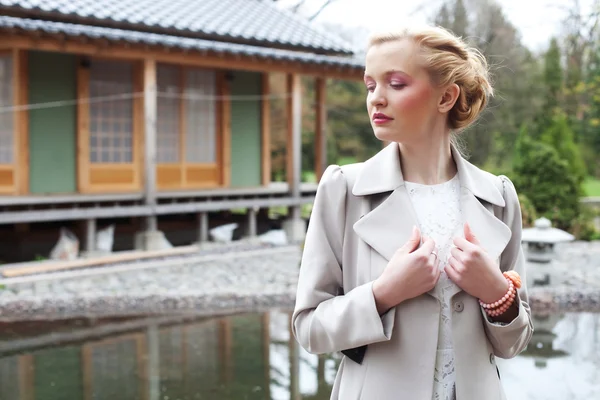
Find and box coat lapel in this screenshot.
[352,143,416,269]
[352,143,512,298]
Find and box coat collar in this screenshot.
[351,142,512,300]
[352,142,506,207]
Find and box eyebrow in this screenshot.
[364,69,410,80]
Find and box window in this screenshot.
[184,69,217,163]
[156,66,217,164]
[0,54,13,164]
[89,60,133,163]
[157,65,181,163]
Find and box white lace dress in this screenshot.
[405,174,463,400]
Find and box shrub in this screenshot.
[518,194,537,227]
[513,137,581,231]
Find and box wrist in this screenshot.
[480,275,510,304]
[480,271,522,318]
[372,278,398,315]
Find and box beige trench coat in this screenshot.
[292,143,534,400]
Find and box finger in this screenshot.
[417,236,436,256]
[399,226,421,254]
[445,261,460,283]
[464,222,481,245]
[448,255,462,271]
[450,246,465,264]
[453,236,477,252]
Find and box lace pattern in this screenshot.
[405,174,463,400]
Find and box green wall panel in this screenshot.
[230,71,262,187]
[28,51,77,194]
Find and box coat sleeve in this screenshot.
[291,165,394,355]
[481,175,534,359]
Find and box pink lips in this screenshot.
[373,112,393,125]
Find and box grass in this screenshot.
[584,177,600,197]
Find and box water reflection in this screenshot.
[498,312,600,400]
[0,311,598,400]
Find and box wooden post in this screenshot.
[86,218,96,253]
[14,49,28,195]
[247,207,257,237]
[286,74,302,200]
[219,71,231,187]
[315,77,327,181]
[261,73,271,186]
[198,212,209,243]
[143,59,158,231]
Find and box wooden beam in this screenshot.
[261,72,271,186]
[143,59,158,231]
[315,77,327,181]
[0,35,363,81]
[286,74,302,198]
[13,49,28,195]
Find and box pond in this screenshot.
[0,310,598,400]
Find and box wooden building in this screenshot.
[0,0,363,257]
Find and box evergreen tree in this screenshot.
[534,38,563,137]
[539,112,587,187]
[451,0,469,38]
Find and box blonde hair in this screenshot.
[368,25,493,131]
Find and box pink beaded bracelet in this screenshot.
[479,271,522,317]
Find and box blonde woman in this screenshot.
[292,25,534,400]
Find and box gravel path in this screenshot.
[0,240,599,321]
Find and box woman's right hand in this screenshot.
[372,226,441,314]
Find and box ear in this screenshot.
[438,83,460,113]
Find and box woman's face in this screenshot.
[364,39,443,143]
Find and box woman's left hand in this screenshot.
[445,222,509,304]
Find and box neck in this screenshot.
[397,134,456,185]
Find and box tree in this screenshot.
[535,38,564,136]
[512,131,581,231]
[431,0,544,168]
[539,112,587,187]
[451,0,469,38]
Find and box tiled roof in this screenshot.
[0,16,364,69]
[0,0,354,55]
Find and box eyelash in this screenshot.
[365,83,407,92]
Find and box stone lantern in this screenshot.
[521,217,574,286]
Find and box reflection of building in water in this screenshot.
[0,311,334,400]
[520,313,568,369]
[268,310,338,400]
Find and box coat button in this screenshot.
[489,353,495,364]
[453,301,464,312]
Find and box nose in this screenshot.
[369,86,387,108]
